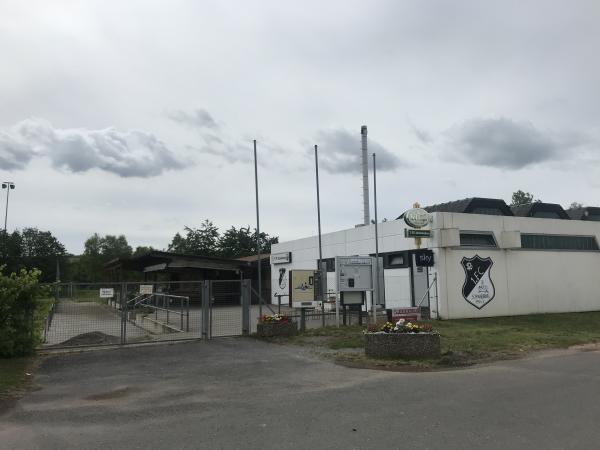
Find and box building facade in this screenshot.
[270,198,600,319]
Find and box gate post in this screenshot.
[202,280,210,340]
[120,282,126,345]
[241,279,250,336]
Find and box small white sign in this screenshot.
[99,288,114,298]
[271,251,292,264]
[139,284,153,295]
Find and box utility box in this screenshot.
[336,256,384,309]
[336,256,374,292]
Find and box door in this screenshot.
[411,254,430,307]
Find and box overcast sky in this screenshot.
[1,0,599,253]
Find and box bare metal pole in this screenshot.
[4,185,8,232]
[253,140,262,318]
[315,145,325,327]
[3,181,15,232]
[372,153,380,325]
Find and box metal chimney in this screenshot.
[361,125,370,225]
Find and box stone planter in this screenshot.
[256,321,298,337]
[364,332,441,359]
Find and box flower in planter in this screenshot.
[259,313,290,324]
[374,320,436,334]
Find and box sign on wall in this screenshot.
[404,229,431,238]
[139,285,153,295]
[271,252,292,264]
[289,270,317,307]
[99,288,114,298]
[414,250,434,267]
[460,255,495,309]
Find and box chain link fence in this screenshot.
[38,280,375,349]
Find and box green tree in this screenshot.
[78,233,132,281]
[20,228,66,257]
[168,220,220,256]
[569,202,584,210]
[510,190,540,206]
[167,232,187,253]
[0,228,66,282]
[100,234,133,260]
[218,226,278,258]
[133,245,154,256]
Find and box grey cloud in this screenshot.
[166,108,218,129]
[0,131,35,169]
[0,118,185,177]
[443,117,587,169]
[410,124,434,144]
[314,128,404,173]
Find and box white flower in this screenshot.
[393,326,399,331]
[396,319,405,326]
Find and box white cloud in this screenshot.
[0,118,186,177]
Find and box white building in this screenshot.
[270,198,600,320]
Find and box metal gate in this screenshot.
[40,280,253,348]
[41,281,204,348]
[202,279,251,338]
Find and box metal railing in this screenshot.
[126,293,190,332]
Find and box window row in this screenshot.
[459,231,599,251]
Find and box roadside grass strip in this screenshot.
[258,311,600,369]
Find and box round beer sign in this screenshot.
[403,208,430,229]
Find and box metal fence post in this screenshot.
[242,279,250,336]
[300,308,306,332]
[202,280,210,340]
[123,282,128,344]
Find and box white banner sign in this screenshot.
[139,284,153,295]
[99,288,114,298]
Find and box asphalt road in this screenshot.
[1,339,599,450]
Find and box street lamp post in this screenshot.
[2,181,15,232]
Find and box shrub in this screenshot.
[0,266,47,357]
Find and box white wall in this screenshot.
[272,211,600,318]
[434,212,600,319]
[270,220,419,304]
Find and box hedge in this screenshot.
[0,266,47,357]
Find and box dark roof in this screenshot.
[567,207,600,221]
[510,202,570,219]
[104,250,252,272]
[397,198,513,218]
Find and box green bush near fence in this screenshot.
[0,266,49,358]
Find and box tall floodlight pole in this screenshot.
[372,154,380,325]
[2,181,15,232]
[314,145,325,327]
[253,140,262,318]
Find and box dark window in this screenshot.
[317,258,335,272]
[470,207,504,216]
[383,252,408,268]
[587,214,600,222]
[532,211,562,219]
[521,234,599,251]
[460,232,497,247]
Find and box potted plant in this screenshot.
[364,319,441,359]
[256,314,298,337]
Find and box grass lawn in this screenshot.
[263,311,600,368]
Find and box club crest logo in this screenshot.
[461,255,495,309]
